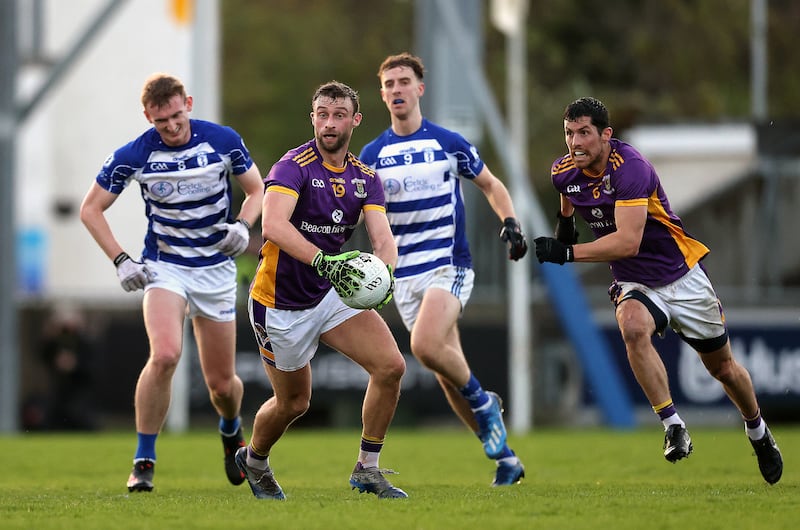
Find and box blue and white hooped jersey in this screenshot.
[359,119,484,279]
[95,119,254,268]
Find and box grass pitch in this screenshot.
[0,426,797,529]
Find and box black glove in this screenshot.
[554,211,579,245]
[499,217,528,261]
[534,237,574,265]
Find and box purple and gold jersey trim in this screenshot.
[551,138,709,286]
[268,185,300,199]
[250,139,386,309]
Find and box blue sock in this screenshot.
[134,433,158,461]
[219,416,241,436]
[459,374,489,410]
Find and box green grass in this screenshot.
[0,426,798,529]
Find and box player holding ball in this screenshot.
[239,81,407,500]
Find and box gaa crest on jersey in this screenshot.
[591,208,604,219]
[351,177,367,199]
[150,181,174,198]
[383,178,401,195]
[602,174,614,194]
[332,209,343,223]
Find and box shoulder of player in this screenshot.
[359,127,398,159]
[346,152,377,178]
[609,138,651,170]
[551,152,577,178]
[278,140,319,168]
[420,118,469,146]
[358,136,381,164]
[188,119,242,143]
[109,133,156,169]
[265,141,318,182]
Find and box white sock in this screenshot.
[746,421,766,441]
[246,448,270,470]
[661,413,684,430]
[359,450,380,469]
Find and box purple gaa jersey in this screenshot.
[551,138,709,287]
[250,139,386,310]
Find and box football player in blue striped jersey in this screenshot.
[360,53,527,487]
[80,73,264,492]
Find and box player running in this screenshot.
[237,81,407,500]
[359,52,528,487]
[535,96,782,484]
[80,73,263,491]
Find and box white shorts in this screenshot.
[394,265,474,331]
[248,288,362,371]
[144,260,238,322]
[613,264,726,344]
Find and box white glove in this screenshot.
[217,219,250,257]
[114,252,154,292]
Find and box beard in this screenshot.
[316,130,351,154]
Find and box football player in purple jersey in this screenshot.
[80,73,264,492]
[238,81,407,500]
[359,52,527,487]
[535,96,782,484]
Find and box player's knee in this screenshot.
[147,347,181,373]
[409,338,438,368]
[618,320,652,348]
[706,358,736,384]
[282,395,311,419]
[369,352,406,385]
[385,352,406,382]
[206,376,235,400]
[258,393,310,422]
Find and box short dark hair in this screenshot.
[564,97,610,133]
[377,52,425,81]
[141,73,186,109]
[312,80,360,115]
